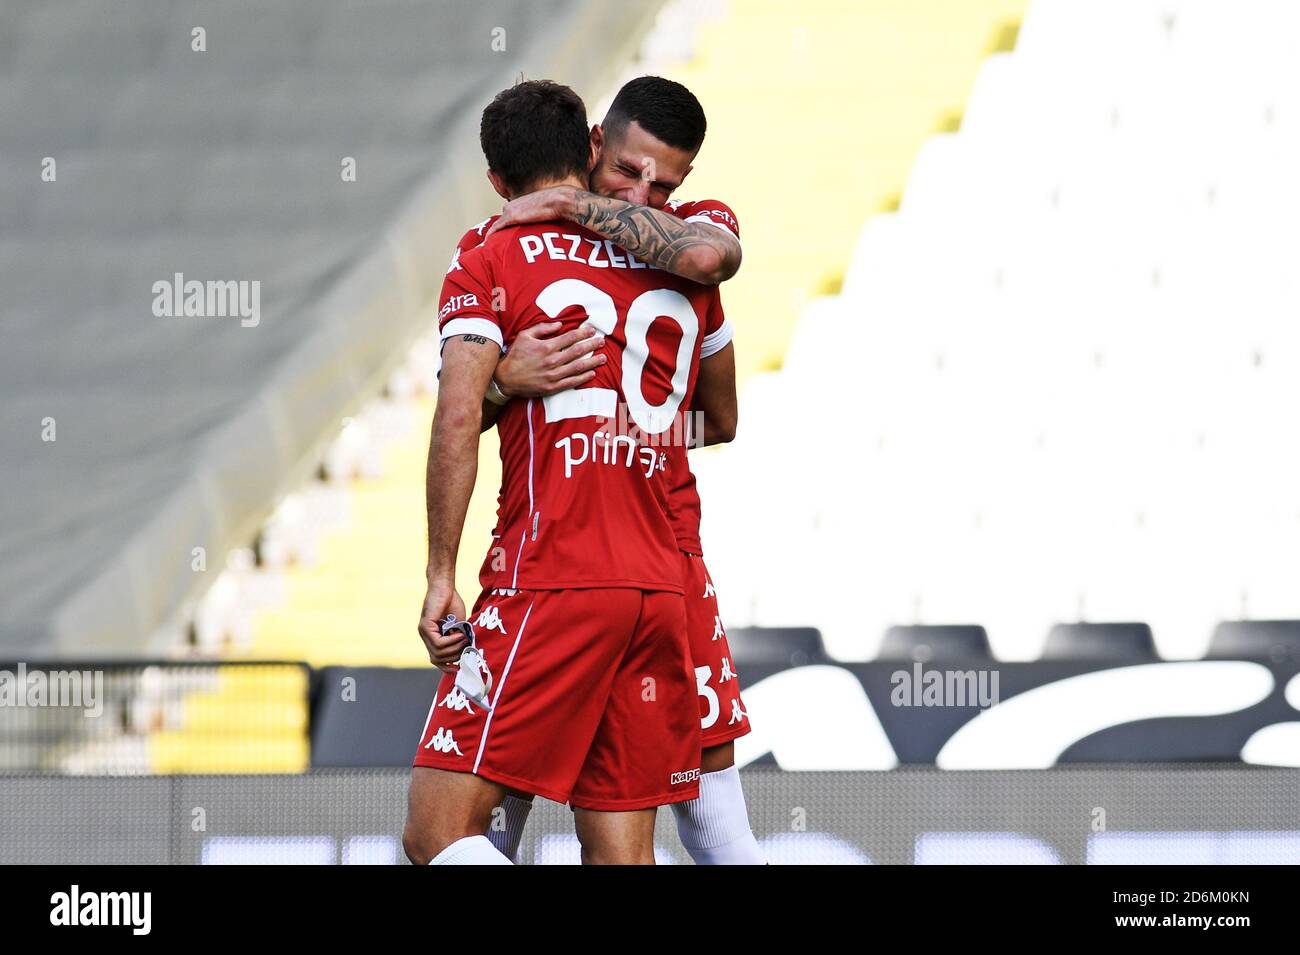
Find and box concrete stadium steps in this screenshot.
[6,149,435,240]
[4,0,651,659]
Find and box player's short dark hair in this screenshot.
[479,79,590,194]
[603,75,707,153]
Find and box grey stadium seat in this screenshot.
[1042,622,1159,662]
[1207,621,1300,663]
[725,627,828,667]
[879,624,993,662]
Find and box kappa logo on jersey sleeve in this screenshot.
[702,577,716,599]
[727,699,748,726]
[711,615,725,642]
[439,687,477,715]
[446,245,462,274]
[720,657,737,683]
[474,605,507,634]
[425,726,464,755]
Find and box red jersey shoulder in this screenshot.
[665,198,740,240]
[445,215,500,274]
[437,235,503,349]
[445,221,728,347]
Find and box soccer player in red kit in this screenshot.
[403,80,729,866]
[472,77,764,865]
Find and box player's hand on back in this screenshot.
[418,581,469,671]
[494,322,606,398]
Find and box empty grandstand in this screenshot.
[0,0,660,773]
[0,0,657,657]
[3,0,1300,866]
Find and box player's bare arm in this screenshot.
[419,334,499,670]
[486,184,741,285]
[690,341,738,447]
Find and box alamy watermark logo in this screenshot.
[152,272,260,327]
[597,403,707,450]
[890,661,999,708]
[50,885,151,935]
[0,663,103,717]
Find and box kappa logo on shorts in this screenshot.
[702,578,716,599]
[439,687,477,715]
[719,657,736,683]
[669,768,701,786]
[474,605,507,634]
[711,615,725,641]
[728,699,747,726]
[425,726,464,755]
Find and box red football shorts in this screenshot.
[413,586,701,811]
[681,553,751,748]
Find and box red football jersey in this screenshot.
[664,197,741,240]
[660,199,741,555]
[438,220,727,593]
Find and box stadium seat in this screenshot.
[1206,621,1300,663]
[879,625,994,662]
[1041,622,1159,662]
[725,627,828,668]
[1015,0,1174,66]
[311,667,442,767]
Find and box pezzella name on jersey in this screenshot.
[518,232,662,270]
[553,405,702,479]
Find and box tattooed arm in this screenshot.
[484,185,742,285]
[569,188,741,284]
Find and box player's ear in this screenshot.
[486,168,511,201]
[681,163,694,183]
[587,127,600,173]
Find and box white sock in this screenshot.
[672,765,766,865]
[486,794,533,863]
[428,834,513,865]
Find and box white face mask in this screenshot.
[454,645,494,711]
[443,615,494,711]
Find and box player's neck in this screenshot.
[510,173,587,200]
